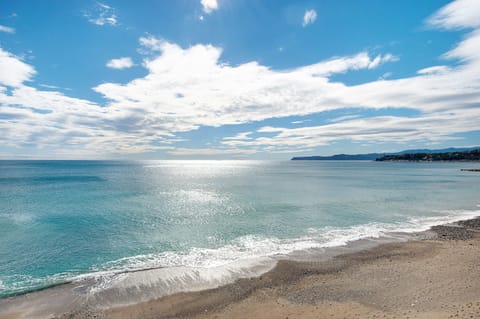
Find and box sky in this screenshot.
[0,0,479,159]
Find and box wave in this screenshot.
[0,273,74,298]
[0,175,104,184]
[94,208,480,273]
[76,208,480,307]
[1,208,479,303]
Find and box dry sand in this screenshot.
[103,219,480,319]
[2,219,480,319]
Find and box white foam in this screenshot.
[67,208,479,307]
[87,257,276,307]
[0,212,35,224]
[0,272,79,298]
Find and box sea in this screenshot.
[0,160,479,303]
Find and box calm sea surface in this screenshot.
[0,160,479,298]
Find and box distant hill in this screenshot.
[291,153,382,161]
[376,149,480,162]
[291,147,480,161]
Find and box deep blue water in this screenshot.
[0,160,479,297]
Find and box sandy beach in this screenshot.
[2,218,478,319]
[101,218,480,319]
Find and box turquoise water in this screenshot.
[0,160,479,298]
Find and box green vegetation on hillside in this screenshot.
[375,149,480,161]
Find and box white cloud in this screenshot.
[298,52,398,76]
[201,0,218,14]
[106,57,134,69]
[168,147,256,156]
[1,0,480,158]
[426,0,480,64]
[84,2,117,26]
[327,115,361,123]
[221,110,480,151]
[0,48,36,87]
[417,65,450,75]
[427,0,480,30]
[94,42,397,136]
[378,72,392,80]
[0,49,171,156]
[90,25,477,152]
[257,126,285,133]
[302,9,317,27]
[39,84,60,90]
[443,29,480,62]
[0,25,15,34]
[222,132,253,141]
[139,36,166,52]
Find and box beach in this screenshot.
[104,218,480,319]
[0,218,478,319]
[1,161,480,319]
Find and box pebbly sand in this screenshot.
[2,219,480,319]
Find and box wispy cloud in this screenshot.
[297,52,398,76]
[221,111,477,151]
[291,120,307,124]
[222,132,253,141]
[302,9,317,27]
[426,0,480,64]
[201,0,218,14]
[378,72,392,80]
[0,25,15,34]
[39,84,60,90]
[168,147,256,156]
[426,0,480,30]
[106,57,134,69]
[417,65,451,75]
[327,115,361,123]
[138,36,165,52]
[84,2,117,26]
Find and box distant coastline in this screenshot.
[375,149,480,162]
[291,146,480,161]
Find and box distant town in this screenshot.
[292,147,480,161]
[376,149,480,162]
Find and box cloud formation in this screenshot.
[0,48,36,87]
[302,9,317,27]
[106,57,134,69]
[0,25,15,34]
[94,37,398,135]
[201,0,218,14]
[168,147,256,156]
[1,0,479,158]
[84,2,117,26]
[426,0,480,30]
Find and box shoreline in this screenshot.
[105,218,480,319]
[3,209,477,302]
[1,217,479,319]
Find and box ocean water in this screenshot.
[0,160,479,300]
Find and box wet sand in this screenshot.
[91,219,480,319]
[2,219,480,319]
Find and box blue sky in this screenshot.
[0,0,479,159]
